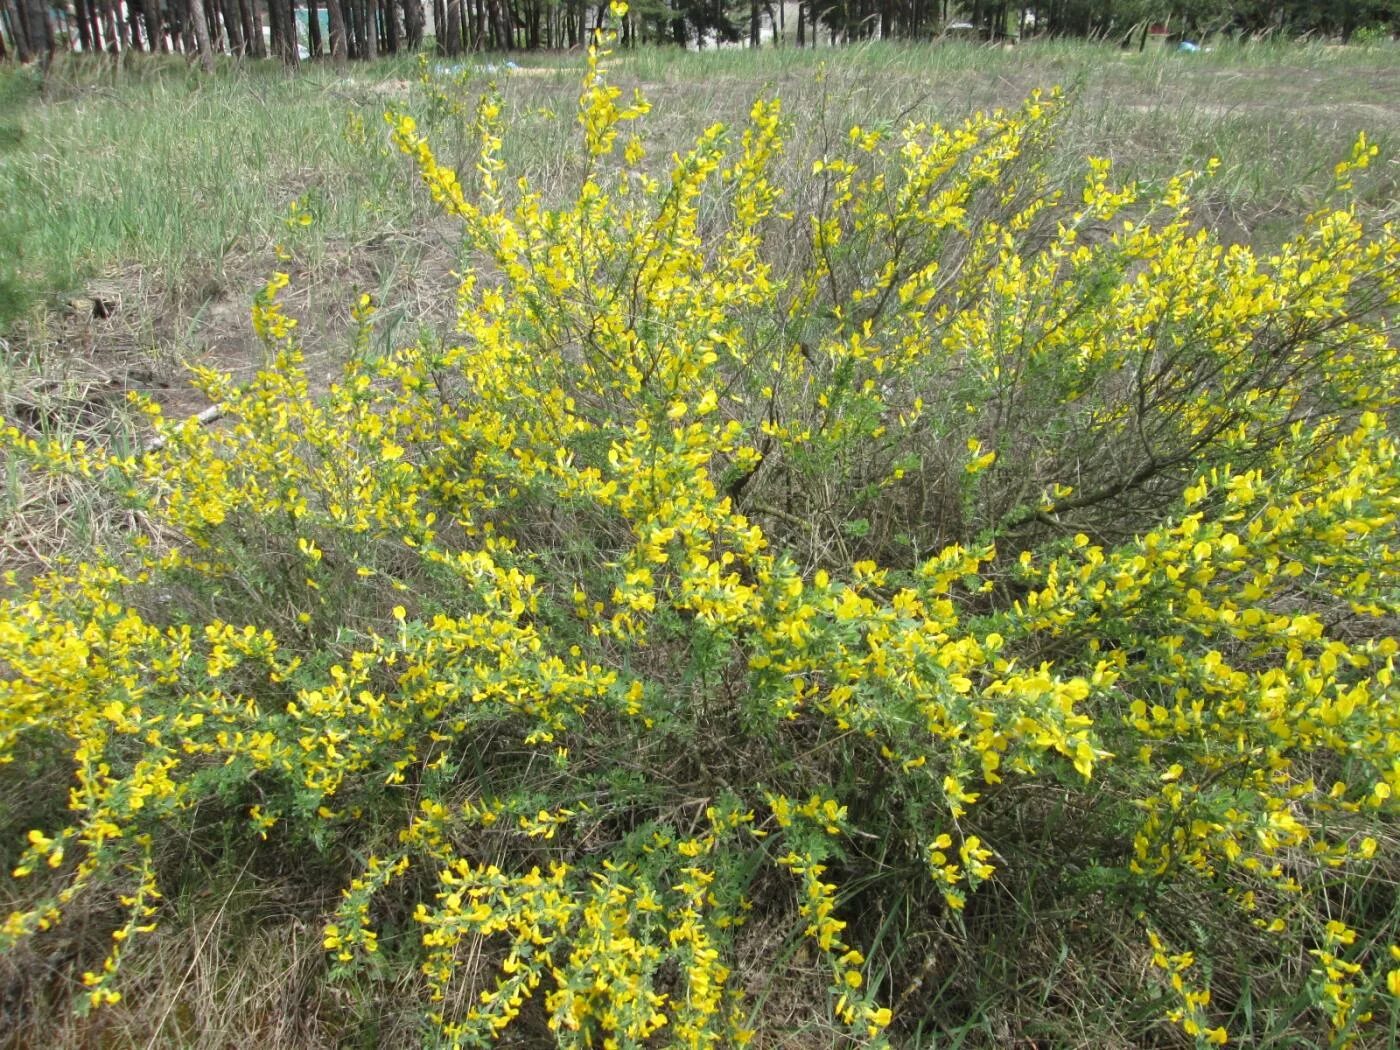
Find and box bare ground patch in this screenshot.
[0,218,462,568]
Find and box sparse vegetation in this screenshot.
[2,25,1399,1050]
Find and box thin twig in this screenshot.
[144,405,225,453]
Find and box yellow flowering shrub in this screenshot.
[2,8,1398,1044]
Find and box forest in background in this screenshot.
[1,23,1398,1049]
[0,0,1396,65]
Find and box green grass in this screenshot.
[0,40,1395,337]
[0,56,427,328]
[0,67,41,326]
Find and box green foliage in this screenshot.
[998,0,1396,39]
[3,15,1400,1048]
[0,57,417,336]
[0,67,37,328]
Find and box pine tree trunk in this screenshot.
[307,0,321,54]
[236,0,254,53]
[71,0,93,49]
[174,1,189,50]
[242,0,264,55]
[1341,0,1357,40]
[187,0,214,67]
[326,0,347,58]
[85,0,102,50]
[290,0,303,62]
[402,0,422,48]
[281,0,295,62]
[142,0,162,51]
[266,0,282,53]
[432,0,447,51]
[99,0,118,51]
[207,0,224,50]
[1,0,18,60]
[6,0,30,61]
[384,0,400,52]
[495,0,505,47]
[106,0,127,49]
[22,0,55,60]
[362,0,377,56]
[127,0,143,49]
[220,0,242,52]
[344,0,359,56]
[281,0,301,62]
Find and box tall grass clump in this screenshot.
[3,8,1400,1045]
[0,56,423,324]
[0,66,41,328]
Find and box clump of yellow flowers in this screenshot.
[3,6,1399,1044]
